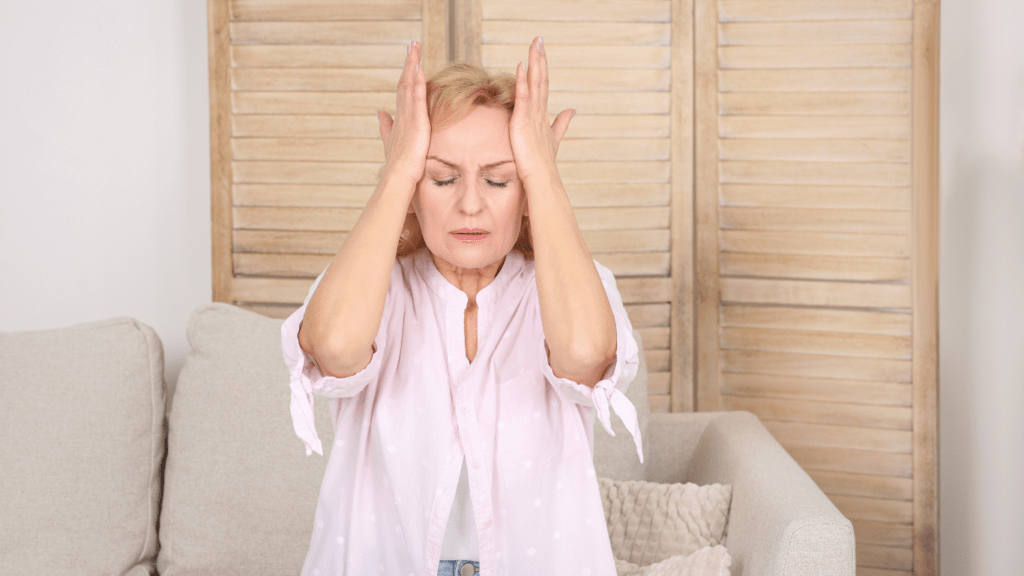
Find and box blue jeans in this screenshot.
[437,559,480,575]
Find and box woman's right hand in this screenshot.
[377,40,430,187]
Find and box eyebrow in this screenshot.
[426,156,515,170]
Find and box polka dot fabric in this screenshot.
[282,249,644,575]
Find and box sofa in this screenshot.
[0,303,855,575]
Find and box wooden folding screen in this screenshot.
[693,0,938,574]
[208,0,938,572]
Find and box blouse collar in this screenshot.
[414,248,525,309]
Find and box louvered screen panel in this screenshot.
[471,0,694,413]
[209,0,448,316]
[695,0,937,574]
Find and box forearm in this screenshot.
[526,172,617,387]
[299,173,415,377]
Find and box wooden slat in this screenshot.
[481,45,671,69]
[851,520,914,547]
[719,93,910,116]
[483,0,671,22]
[786,445,913,478]
[637,326,671,349]
[831,495,914,523]
[719,69,911,93]
[210,0,233,303]
[420,0,447,77]
[762,421,912,453]
[720,278,912,309]
[719,45,912,69]
[482,21,671,45]
[451,0,481,65]
[720,161,911,187]
[719,20,913,45]
[720,326,911,359]
[562,115,670,138]
[624,303,671,327]
[807,470,914,500]
[559,138,670,162]
[232,91,394,115]
[234,206,360,230]
[719,115,909,139]
[233,114,381,138]
[617,277,673,304]
[583,229,671,252]
[720,230,909,258]
[721,373,912,407]
[238,302,299,319]
[558,161,671,184]
[234,229,346,254]
[522,69,673,92]
[648,373,671,395]
[567,183,670,207]
[230,0,422,21]
[721,305,912,336]
[593,251,671,276]
[232,68,401,91]
[857,544,913,571]
[721,395,912,430]
[648,394,671,413]
[233,138,384,162]
[645,349,671,372]
[235,252,331,277]
[719,138,909,163]
[858,568,912,576]
[233,161,381,185]
[549,92,670,115]
[669,0,695,412]
[722,349,912,383]
[912,1,941,573]
[720,184,911,210]
[235,184,374,207]
[573,207,670,230]
[231,276,316,303]
[231,45,407,68]
[718,0,913,23]
[720,252,909,282]
[719,207,910,235]
[230,21,420,44]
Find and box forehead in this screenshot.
[427,105,513,165]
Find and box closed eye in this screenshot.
[486,179,509,188]
[433,178,456,187]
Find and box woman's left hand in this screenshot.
[509,36,575,187]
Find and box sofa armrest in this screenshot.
[686,411,855,576]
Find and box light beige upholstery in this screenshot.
[0,317,164,576]
[0,304,855,576]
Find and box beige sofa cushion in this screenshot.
[593,329,651,481]
[158,303,334,576]
[0,317,164,576]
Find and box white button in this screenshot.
[460,406,468,414]
[472,461,481,469]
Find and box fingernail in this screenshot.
[538,36,544,47]
[407,42,411,54]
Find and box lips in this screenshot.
[452,229,489,243]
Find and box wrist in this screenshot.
[521,165,564,197]
[378,166,422,195]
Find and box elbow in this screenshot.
[298,323,360,378]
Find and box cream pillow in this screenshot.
[615,545,732,576]
[599,478,732,564]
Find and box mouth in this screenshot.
[451,230,490,243]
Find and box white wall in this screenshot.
[1,0,1022,572]
[939,0,1024,574]
[0,0,211,383]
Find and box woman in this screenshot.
[282,37,643,576]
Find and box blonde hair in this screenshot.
[395,63,533,261]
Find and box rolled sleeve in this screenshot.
[537,260,643,464]
[281,270,388,456]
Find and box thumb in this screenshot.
[377,111,394,146]
[551,109,575,144]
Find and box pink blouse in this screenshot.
[282,248,643,575]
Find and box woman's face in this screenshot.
[410,104,527,273]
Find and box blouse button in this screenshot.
[460,406,468,414]
[472,461,481,469]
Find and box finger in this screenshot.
[528,37,541,104]
[377,111,394,146]
[551,109,575,144]
[538,36,548,106]
[514,61,528,111]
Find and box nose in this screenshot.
[456,177,483,215]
